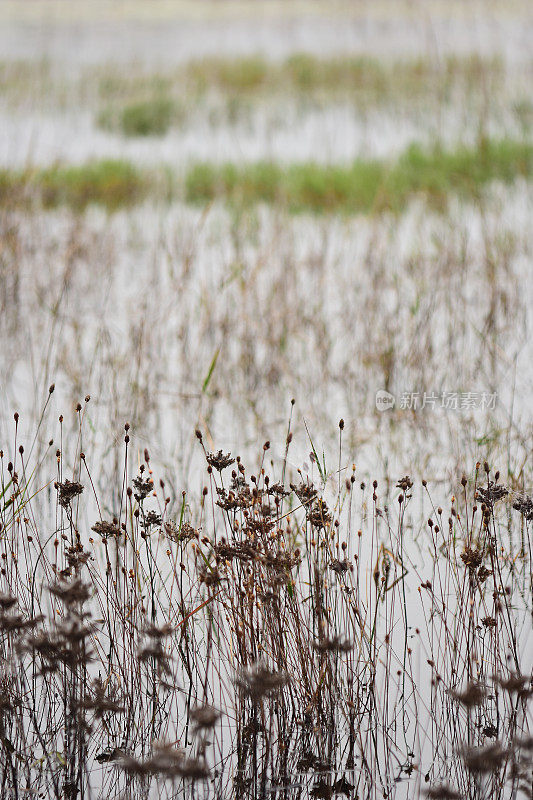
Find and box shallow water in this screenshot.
[1,1,533,66]
[1,96,529,170]
[1,184,532,493]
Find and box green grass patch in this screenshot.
[1,138,531,214]
[185,138,533,214]
[0,160,147,211]
[98,96,184,137]
[0,53,507,117]
[184,53,503,98]
[88,53,505,136]
[187,56,270,94]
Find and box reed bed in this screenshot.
[1,186,530,496]
[0,408,532,799]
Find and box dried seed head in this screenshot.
[190,704,221,730]
[461,742,509,774]
[143,622,174,639]
[91,520,121,539]
[57,480,84,508]
[512,493,533,522]
[314,635,352,654]
[449,681,486,708]
[476,482,508,506]
[497,673,532,696]
[0,593,17,611]
[49,578,91,606]
[396,476,413,492]
[235,662,289,700]
[329,559,349,575]
[132,475,153,502]
[425,786,461,800]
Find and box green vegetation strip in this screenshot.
[1,139,532,214]
[0,160,147,211]
[183,53,502,96]
[0,54,508,137]
[91,53,502,104]
[93,54,504,137]
[186,140,533,213]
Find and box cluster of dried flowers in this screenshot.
[1,431,533,799]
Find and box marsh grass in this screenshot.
[0,160,148,211]
[0,170,528,491]
[0,58,54,104]
[89,53,509,138]
[186,139,533,213]
[1,137,530,213]
[185,52,505,99]
[98,96,185,138]
[0,412,532,799]
[88,53,506,105]
[0,53,512,130]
